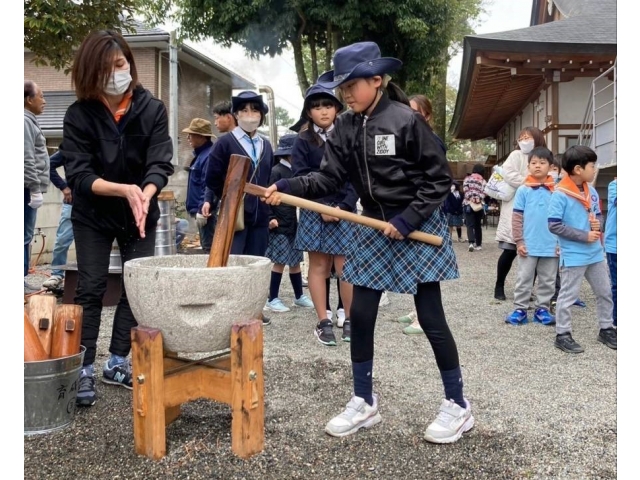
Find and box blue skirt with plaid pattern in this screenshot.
[342,208,459,294]
[265,232,304,266]
[294,208,353,255]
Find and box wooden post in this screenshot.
[230,319,264,458]
[50,304,83,359]
[27,294,57,355]
[24,310,48,361]
[207,154,251,268]
[131,327,166,460]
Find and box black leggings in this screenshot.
[350,282,460,371]
[465,209,484,246]
[495,248,518,287]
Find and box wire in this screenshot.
[28,230,47,275]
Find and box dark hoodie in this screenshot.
[60,85,174,231]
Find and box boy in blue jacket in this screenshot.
[604,177,617,327]
[548,146,616,353]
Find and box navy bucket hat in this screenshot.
[317,41,402,89]
[231,91,269,114]
[289,84,344,132]
[274,134,297,157]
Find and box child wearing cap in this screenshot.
[263,41,472,443]
[205,91,274,257]
[290,84,358,346]
[264,134,314,313]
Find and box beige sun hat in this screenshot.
[182,118,216,137]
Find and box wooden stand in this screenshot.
[131,320,264,460]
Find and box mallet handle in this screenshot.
[243,183,443,247]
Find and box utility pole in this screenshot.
[169,30,179,165]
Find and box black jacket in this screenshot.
[444,191,464,215]
[60,86,174,231]
[268,161,297,235]
[291,128,358,211]
[288,94,452,231]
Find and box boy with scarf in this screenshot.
[548,145,617,353]
[505,147,558,326]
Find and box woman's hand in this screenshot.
[124,184,147,232]
[269,219,279,230]
[262,184,282,205]
[383,222,404,240]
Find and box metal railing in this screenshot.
[578,59,616,168]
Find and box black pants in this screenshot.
[464,208,484,247]
[350,282,460,371]
[73,221,156,366]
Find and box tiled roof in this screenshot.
[39,91,76,135]
[553,0,616,17]
[122,18,169,37]
[473,12,616,46]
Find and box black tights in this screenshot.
[350,283,460,371]
[495,248,518,287]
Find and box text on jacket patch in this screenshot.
[375,135,396,156]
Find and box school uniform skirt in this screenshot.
[342,207,459,294]
[265,232,304,266]
[447,213,464,227]
[294,208,353,255]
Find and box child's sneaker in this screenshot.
[336,308,346,328]
[293,294,313,308]
[554,333,584,354]
[326,310,333,321]
[324,394,381,437]
[474,245,482,251]
[505,308,528,325]
[342,319,351,342]
[572,298,587,308]
[468,244,475,252]
[378,291,390,307]
[597,327,617,350]
[424,398,474,444]
[76,366,97,407]
[314,319,337,346]
[533,307,556,326]
[403,318,424,335]
[102,357,133,389]
[264,298,290,313]
[397,311,417,324]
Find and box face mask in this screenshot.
[104,68,132,96]
[518,139,534,154]
[238,116,261,133]
[451,186,456,193]
[550,171,559,182]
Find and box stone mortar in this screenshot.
[124,255,271,353]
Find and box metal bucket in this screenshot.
[24,346,86,435]
[108,241,122,272]
[155,190,176,256]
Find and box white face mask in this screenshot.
[518,139,535,154]
[104,68,132,96]
[550,171,559,182]
[238,117,261,133]
[451,186,456,193]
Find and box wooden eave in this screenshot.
[452,50,616,141]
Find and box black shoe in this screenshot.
[494,285,506,301]
[342,319,351,342]
[314,319,337,346]
[597,328,617,350]
[554,333,584,354]
[76,368,97,406]
[262,315,272,326]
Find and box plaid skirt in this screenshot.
[265,232,304,266]
[448,213,464,227]
[342,208,459,294]
[294,208,353,255]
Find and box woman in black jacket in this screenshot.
[59,30,174,407]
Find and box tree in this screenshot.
[444,83,495,162]
[274,106,294,128]
[24,0,141,71]
[140,0,485,97]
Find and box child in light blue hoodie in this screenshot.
[603,178,617,327]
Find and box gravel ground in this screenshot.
[24,226,617,479]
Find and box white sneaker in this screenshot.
[424,398,474,444]
[468,244,474,252]
[474,245,482,251]
[326,309,333,321]
[379,291,390,307]
[336,308,346,328]
[42,275,63,289]
[325,394,382,437]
